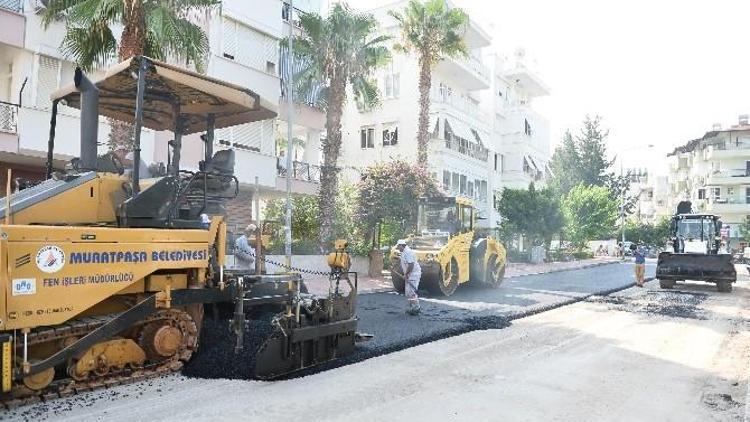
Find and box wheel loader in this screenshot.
[656,201,736,292]
[390,196,507,296]
[0,56,361,406]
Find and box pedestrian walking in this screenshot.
[632,243,646,287]
[235,224,257,270]
[396,239,421,315]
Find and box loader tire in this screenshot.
[717,281,732,293]
[426,259,459,296]
[484,255,505,288]
[659,279,675,289]
[391,271,405,294]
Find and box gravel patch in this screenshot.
[588,290,709,320]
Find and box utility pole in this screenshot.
[284,0,294,268]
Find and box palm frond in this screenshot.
[60,22,117,71]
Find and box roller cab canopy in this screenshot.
[51,55,278,134]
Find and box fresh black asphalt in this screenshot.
[185,261,655,379]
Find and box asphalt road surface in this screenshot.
[6,261,658,421]
[353,261,656,357]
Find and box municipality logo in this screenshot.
[36,245,65,273]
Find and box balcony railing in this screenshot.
[277,158,321,182]
[0,101,18,134]
[707,169,750,179]
[430,89,490,125]
[0,0,22,12]
[438,137,489,162]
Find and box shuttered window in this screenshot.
[36,55,61,109]
[216,120,273,155]
[222,16,277,74]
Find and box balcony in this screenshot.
[276,158,320,182]
[430,89,490,130]
[700,197,750,215]
[503,64,550,98]
[705,142,750,160]
[706,169,750,186]
[431,137,489,162]
[0,0,24,48]
[0,101,18,134]
[276,158,320,196]
[435,54,490,91]
[0,0,22,12]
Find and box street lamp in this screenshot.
[618,144,654,255]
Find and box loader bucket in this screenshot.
[656,252,736,282]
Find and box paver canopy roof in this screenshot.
[52,56,277,135]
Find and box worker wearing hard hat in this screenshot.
[396,239,421,315]
[235,224,257,269]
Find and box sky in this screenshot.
[346,0,750,176]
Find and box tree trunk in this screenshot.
[318,77,347,248]
[416,53,432,168]
[108,0,146,152]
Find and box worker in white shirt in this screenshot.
[396,239,422,315]
[235,224,257,270]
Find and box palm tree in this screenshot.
[290,3,390,247]
[389,0,468,167]
[41,0,218,152]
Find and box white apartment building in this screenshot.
[482,49,550,224]
[667,115,750,249]
[337,1,552,228]
[0,0,323,227]
[624,169,670,224]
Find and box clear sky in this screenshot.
[345,0,750,176]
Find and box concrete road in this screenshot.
[16,262,749,422]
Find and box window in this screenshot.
[460,205,473,232]
[451,172,459,192]
[746,161,750,176]
[459,175,467,195]
[746,188,750,204]
[382,124,398,146]
[500,154,506,172]
[467,181,474,198]
[713,187,721,200]
[216,120,273,153]
[698,188,705,200]
[442,171,450,191]
[360,127,374,149]
[384,73,400,99]
[494,154,498,171]
[222,17,277,73]
[36,55,61,109]
[524,118,533,136]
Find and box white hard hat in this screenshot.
[396,239,407,246]
[246,224,257,232]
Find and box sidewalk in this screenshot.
[302,257,620,295]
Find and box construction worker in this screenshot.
[396,239,421,315]
[235,224,257,270]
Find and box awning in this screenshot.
[525,155,539,172]
[545,163,554,178]
[52,56,278,135]
[445,118,475,142]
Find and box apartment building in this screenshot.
[0,0,323,227]
[482,49,550,223]
[624,169,670,224]
[667,115,750,249]
[338,0,497,226]
[337,1,552,228]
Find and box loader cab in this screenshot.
[671,214,721,254]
